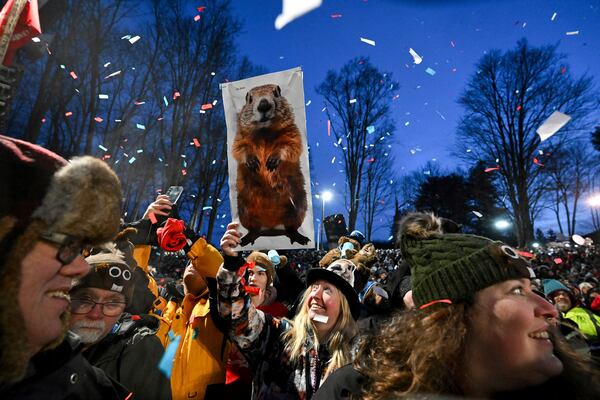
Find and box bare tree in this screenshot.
[316,58,398,231]
[456,39,596,246]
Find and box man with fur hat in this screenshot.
[0,135,127,398]
[69,230,171,400]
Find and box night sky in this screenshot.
[226,0,600,239]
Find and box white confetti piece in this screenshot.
[275,0,322,30]
[163,96,168,106]
[472,211,483,218]
[312,314,329,323]
[331,157,336,163]
[129,157,136,164]
[566,31,579,36]
[360,37,376,46]
[103,62,111,68]
[98,94,109,99]
[128,35,141,44]
[536,111,571,141]
[551,12,557,21]
[306,100,311,106]
[136,123,146,130]
[409,48,423,64]
[104,70,122,79]
[98,145,108,151]
[349,98,357,104]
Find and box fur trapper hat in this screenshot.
[397,212,531,308]
[0,136,122,384]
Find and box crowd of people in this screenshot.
[2,134,600,400]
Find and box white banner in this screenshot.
[221,67,314,250]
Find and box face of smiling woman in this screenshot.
[306,279,342,339]
[462,279,564,397]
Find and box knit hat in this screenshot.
[72,229,139,303]
[246,251,275,286]
[306,259,361,320]
[0,135,122,384]
[543,279,573,299]
[398,212,530,308]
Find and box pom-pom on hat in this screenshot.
[307,259,361,320]
[398,212,531,308]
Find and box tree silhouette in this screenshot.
[456,39,596,246]
[316,57,398,231]
[592,126,600,153]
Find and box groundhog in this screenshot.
[232,84,309,246]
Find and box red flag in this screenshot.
[0,0,41,66]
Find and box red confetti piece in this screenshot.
[131,315,141,321]
[94,116,103,123]
[560,67,567,74]
[173,91,181,100]
[101,154,111,161]
[484,166,500,173]
[201,103,213,110]
[41,118,46,123]
[181,169,187,176]
[70,71,78,80]
[193,138,201,148]
[148,212,158,224]
[516,105,522,111]
[518,251,534,258]
[65,111,73,117]
[244,285,261,296]
[331,13,342,18]
[368,157,375,163]
[327,119,331,136]
[554,258,563,265]
[197,6,206,12]
[533,157,544,167]
[194,15,200,22]
[134,101,145,106]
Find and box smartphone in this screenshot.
[165,186,184,204]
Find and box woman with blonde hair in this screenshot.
[316,212,600,399]
[218,222,360,399]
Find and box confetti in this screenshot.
[472,211,483,218]
[553,258,563,265]
[202,206,213,211]
[306,100,311,106]
[98,94,109,99]
[163,96,168,107]
[69,71,78,80]
[197,6,206,12]
[158,334,181,378]
[134,101,146,106]
[366,125,375,134]
[65,111,73,117]
[103,62,111,68]
[551,12,557,21]
[360,37,376,46]
[572,234,585,245]
[136,149,143,153]
[181,169,187,176]
[349,98,357,104]
[193,138,201,148]
[312,314,329,323]
[136,123,146,130]
[484,166,500,173]
[331,157,335,164]
[148,212,158,224]
[104,70,121,79]
[409,48,423,64]
[536,111,571,141]
[425,67,436,76]
[565,31,579,36]
[94,117,103,123]
[98,145,108,151]
[275,0,322,30]
[173,91,181,99]
[331,13,342,18]
[533,157,544,167]
[194,15,201,22]
[129,157,136,164]
[327,120,331,136]
[128,35,141,44]
[201,103,213,110]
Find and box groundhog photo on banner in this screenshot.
[221,67,315,250]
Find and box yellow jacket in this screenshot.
[133,244,159,298]
[154,238,230,400]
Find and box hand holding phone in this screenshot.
[165,186,184,204]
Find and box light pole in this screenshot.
[320,191,332,250]
[494,219,511,231]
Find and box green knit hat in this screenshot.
[398,212,531,308]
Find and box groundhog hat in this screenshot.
[0,135,122,384]
[73,229,139,303]
[307,259,361,320]
[398,212,530,308]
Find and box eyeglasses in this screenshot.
[40,232,90,265]
[70,298,126,317]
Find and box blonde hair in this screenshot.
[282,285,358,376]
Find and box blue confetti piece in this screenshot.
[163,96,168,107]
[128,157,136,164]
[366,125,375,134]
[98,144,108,151]
[158,334,180,378]
[202,206,212,211]
[425,67,436,76]
[168,330,175,341]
